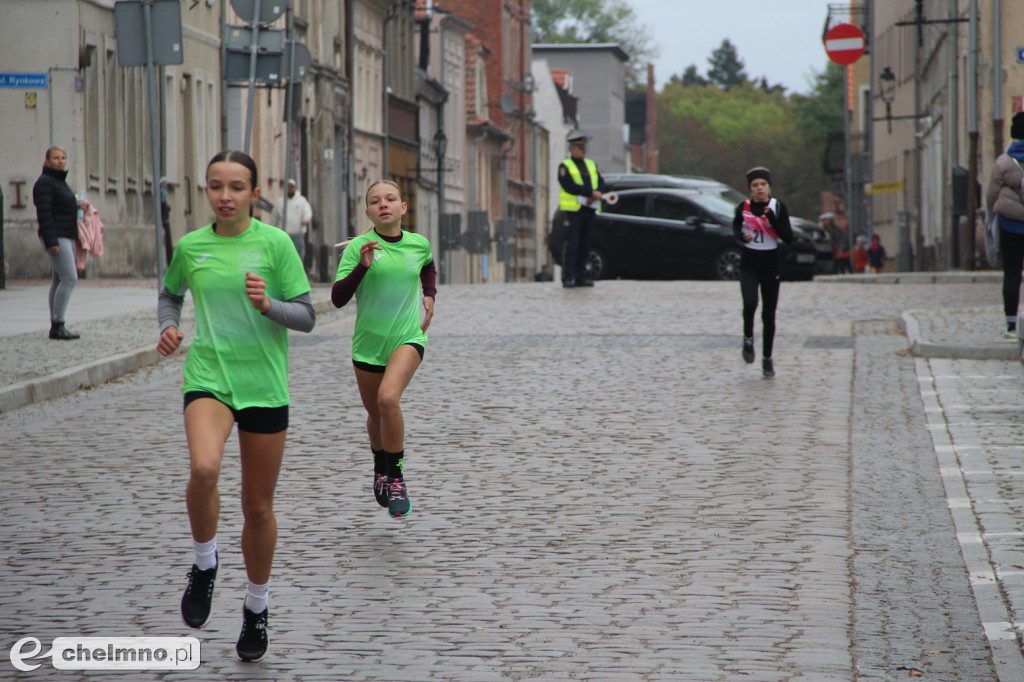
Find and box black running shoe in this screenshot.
[180,558,217,629]
[236,607,269,662]
[388,478,412,518]
[742,337,755,364]
[374,472,390,507]
[762,358,775,378]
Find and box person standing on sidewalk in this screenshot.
[733,167,793,378]
[985,111,1024,339]
[867,234,887,274]
[331,180,436,518]
[270,178,312,264]
[557,130,605,288]
[33,146,81,340]
[156,150,315,662]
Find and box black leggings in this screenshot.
[740,255,781,359]
[1001,227,1024,320]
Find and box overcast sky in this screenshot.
[625,0,838,94]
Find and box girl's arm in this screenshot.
[157,286,187,356]
[732,203,746,241]
[158,285,186,333]
[331,264,368,307]
[769,201,794,244]
[420,260,437,297]
[263,291,316,332]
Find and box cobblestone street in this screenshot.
[1,279,1018,680]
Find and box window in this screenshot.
[650,195,701,222]
[604,194,646,217]
[124,69,141,191]
[84,50,101,191]
[105,47,120,190]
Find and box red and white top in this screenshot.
[740,198,780,251]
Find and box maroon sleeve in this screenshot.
[420,260,437,298]
[331,264,368,308]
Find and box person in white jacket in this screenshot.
[270,179,312,262]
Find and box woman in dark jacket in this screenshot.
[985,111,1024,340]
[33,146,80,340]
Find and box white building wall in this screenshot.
[1,0,222,278]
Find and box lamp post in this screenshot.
[879,66,895,134]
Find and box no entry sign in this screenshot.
[824,23,866,65]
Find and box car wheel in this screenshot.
[712,246,742,280]
[588,247,612,279]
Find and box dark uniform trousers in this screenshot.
[562,207,597,284]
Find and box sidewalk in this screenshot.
[0,278,337,414]
[0,272,1013,414]
[819,270,1021,361]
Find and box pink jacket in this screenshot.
[76,201,104,270]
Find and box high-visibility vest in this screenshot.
[559,158,601,213]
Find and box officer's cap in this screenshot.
[567,130,588,145]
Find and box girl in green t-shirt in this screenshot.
[157,151,315,663]
[332,180,437,518]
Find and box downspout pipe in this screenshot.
[993,0,1003,156]
[437,14,450,284]
[469,128,489,283]
[965,0,978,269]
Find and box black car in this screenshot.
[548,187,817,281]
[602,173,748,203]
[790,216,834,274]
[601,173,831,275]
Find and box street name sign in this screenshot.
[0,73,48,88]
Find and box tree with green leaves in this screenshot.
[657,48,840,220]
[706,39,747,91]
[532,0,659,87]
[671,65,708,88]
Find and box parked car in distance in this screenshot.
[602,173,832,274]
[602,173,747,203]
[547,187,817,281]
[790,216,834,274]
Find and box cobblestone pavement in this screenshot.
[0,278,1021,680]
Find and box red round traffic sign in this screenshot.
[824,23,865,65]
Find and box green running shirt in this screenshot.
[163,219,311,409]
[336,229,434,366]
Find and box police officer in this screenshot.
[558,131,606,287]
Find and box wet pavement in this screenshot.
[2,273,1024,680]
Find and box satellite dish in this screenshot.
[499,92,516,115]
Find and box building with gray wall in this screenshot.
[531,44,630,174]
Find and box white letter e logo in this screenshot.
[10,637,48,672]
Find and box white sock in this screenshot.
[244,581,269,614]
[192,537,218,571]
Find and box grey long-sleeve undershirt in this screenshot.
[158,286,316,334]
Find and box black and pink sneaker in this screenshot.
[388,478,411,518]
[373,472,389,507]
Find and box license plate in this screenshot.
[796,253,815,263]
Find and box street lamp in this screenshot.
[879,66,896,134]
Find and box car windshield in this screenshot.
[683,193,737,221]
[709,187,747,203]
